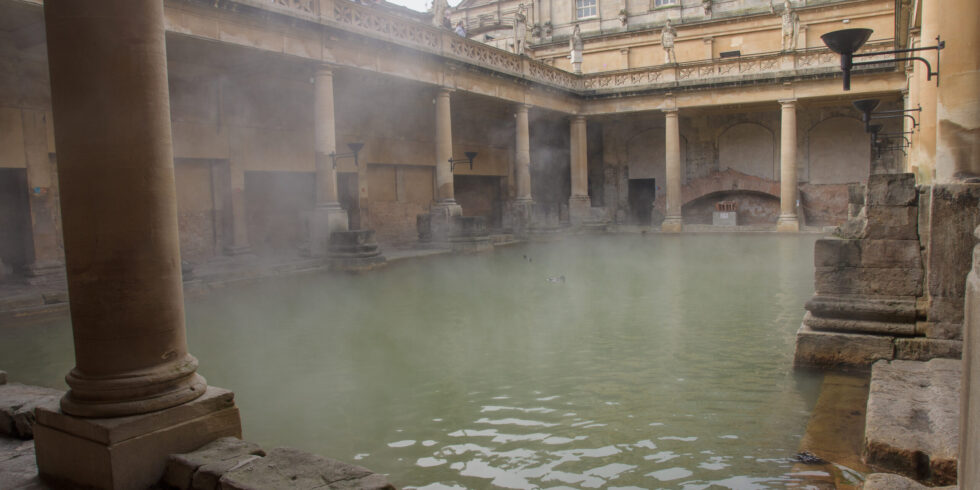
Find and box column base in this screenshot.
[22,260,66,286]
[661,216,683,233]
[776,215,800,232]
[511,199,534,237]
[568,195,592,225]
[306,203,349,257]
[35,386,242,490]
[427,201,463,242]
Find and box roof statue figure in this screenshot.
[569,24,583,74]
[661,18,677,64]
[779,0,799,51]
[431,0,448,28]
[514,3,528,55]
[702,0,712,18]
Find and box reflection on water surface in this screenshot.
[0,234,823,489]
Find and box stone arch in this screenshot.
[807,116,870,184]
[718,122,776,181]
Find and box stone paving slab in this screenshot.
[165,437,266,490]
[0,438,53,489]
[864,359,960,486]
[0,383,64,439]
[219,447,395,490]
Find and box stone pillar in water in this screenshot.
[513,103,534,234]
[777,98,800,232]
[662,108,683,232]
[34,1,241,487]
[308,67,349,256]
[934,0,980,182]
[569,115,592,225]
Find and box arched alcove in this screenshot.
[808,117,870,184]
[718,122,776,181]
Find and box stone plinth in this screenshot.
[327,230,386,272]
[795,174,928,370]
[34,386,242,490]
[864,359,960,486]
[306,204,349,257]
[450,216,493,253]
[510,199,533,238]
[925,184,980,340]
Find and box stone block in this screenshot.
[219,447,395,490]
[926,183,980,324]
[0,371,6,385]
[864,359,960,486]
[814,267,922,297]
[0,439,46,490]
[865,173,917,207]
[34,386,242,490]
[865,205,919,240]
[165,437,266,490]
[0,383,64,439]
[894,338,962,361]
[919,320,962,340]
[805,294,917,323]
[803,311,915,336]
[793,324,894,369]
[862,472,955,490]
[814,239,921,270]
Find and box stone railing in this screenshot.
[582,40,896,92]
[235,1,897,94]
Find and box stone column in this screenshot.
[569,115,592,224]
[912,0,939,183]
[21,109,64,282]
[308,67,348,256]
[935,0,980,182]
[35,1,241,488]
[662,109,683,232]
[513,103,534,233]
[777,99,800,232]
[226,162,251,255]
[429,87,461,240]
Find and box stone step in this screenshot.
[864,359,960,486]
[862,472,957,489]
[794,323,894,369]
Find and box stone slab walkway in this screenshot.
[864,358,960,486]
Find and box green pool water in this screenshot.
[0,234,825,489]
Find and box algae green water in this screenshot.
[0,234,824,489]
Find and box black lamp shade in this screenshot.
[464,151,478,161]
[347,142,364,154]
[821,29,873,55]
[852,99,880,117]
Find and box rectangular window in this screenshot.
[654,0,677,7]
[576,0,596,19]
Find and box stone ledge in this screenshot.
[864,359,960,486]
[0,383,64,439]
[793,324,894,370]
[164,437,265,490]
[894,338,963,362]
[814,267,923,297]
[803,311,915,336]
[862,472,957,489]
[805,294,917,323]
[216,447,395,490]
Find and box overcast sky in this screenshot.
[388,0,462,13]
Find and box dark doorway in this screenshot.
[337,172,360,230]
[454,175,504,229]
[0,168,32,269]
[628,178,656,225]
[244,171,315,255]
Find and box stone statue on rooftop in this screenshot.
[702,0,712,18]
[779,0,799,51]
[431,0,448,28]
[514,3,528,55]
[569,24,583,74]
[661,18,677,64]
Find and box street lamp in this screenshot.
[822,28,944,91]
[449,151,478,171]
[330,142,364,169]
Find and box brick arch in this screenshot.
[653,169,780,212]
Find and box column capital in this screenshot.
[314,65,334,78]
[437,87,455,96]
[570,114,586,122]
[778,98,798,107]
[663,108,679,116]
[516,103,532,113]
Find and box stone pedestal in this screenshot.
[327,230,386,272]
[511,199,533,237]
[306,204,349,257]
[924,184,980,341]
[661,217,683,233]
[449,216,493,253]
[34,387,242,490]
[568,195,592,225]
[421,201,463,243]
[794,174,926,369]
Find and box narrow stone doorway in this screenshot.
[454,175,504,229]
[338,172,360,230]
[628,178,656,225]
[0,168,32,272]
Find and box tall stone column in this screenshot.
[912,0,939,183]
[429,87,462,239]
[308,67,348,256]
[662,109,683,232]
[569,115,592,224]
[513,103,534,234]
[22,109,64,282]
[777,99,800,232]
[35,1,241,488]
[935,0,980,181]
